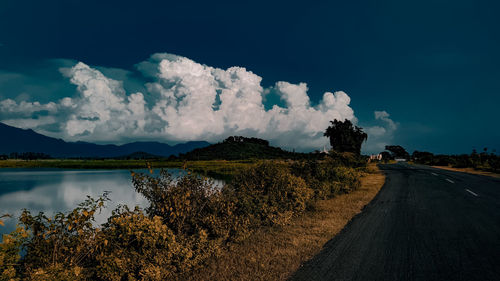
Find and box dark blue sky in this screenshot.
[0,0,499,154]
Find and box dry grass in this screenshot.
[181,164,385,281]
[432,165,500,178]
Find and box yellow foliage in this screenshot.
[2,160,363,280]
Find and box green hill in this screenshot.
[177,136,317,160]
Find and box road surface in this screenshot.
[290,163,500,281]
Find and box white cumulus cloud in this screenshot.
[0,53,393,151]
[363,110,398,153]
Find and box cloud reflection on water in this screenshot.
[0,168,214,236]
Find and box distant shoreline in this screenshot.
[0,159,182,169]
[0,159,255,180]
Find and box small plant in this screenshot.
[1,214,28,281]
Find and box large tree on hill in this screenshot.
[324,119,368,155]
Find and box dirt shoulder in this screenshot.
[183,164,385,281]
[432,166,500,178]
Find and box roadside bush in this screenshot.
[291,158,361,199]
[413,150,500,173]
[452,154,473,168]
[450,151,500,173]
[229,162,313,226]
[432,155,455,166]
[96,207,194,280]
[327,151,367,168]
[489,157,500,173]
[131,170,247,242]
[330,166,361,193]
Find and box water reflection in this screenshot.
[0,168,224,236]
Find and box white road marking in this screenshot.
[446,179,455,184]
[465,189,478,197]
[431,173,438,176]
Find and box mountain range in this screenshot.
[0,122,210,158]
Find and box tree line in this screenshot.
[412,148,500,173]
[1,152,52,160]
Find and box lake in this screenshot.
[0,168,223,236]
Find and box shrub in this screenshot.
[132,170,217,236]
[229,162,313,226]
[291,158,361,199]
[96,207,189,280]
[131,170,247,242]
[489,157,500,173]
[330,166,361,194]
[21,195,109,280]
[327,151,367,168]
[0,215,26,281]
[452,154,473,168]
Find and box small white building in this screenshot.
[321,145,329,154]
[369,154,382,161]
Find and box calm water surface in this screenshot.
[0,168,222,236]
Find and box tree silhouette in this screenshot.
[385,145,410,160]
[324,119,367,155]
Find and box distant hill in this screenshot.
[0,122,210,158]
[177,136,317,160]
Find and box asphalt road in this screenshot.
[290,163,500,281]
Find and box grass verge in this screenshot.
[432,165,500,178]
[181,164,385,280]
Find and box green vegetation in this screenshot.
[0,152,52,160]
[324,119,367,155]
[0,159,251,176]
[177,136,321,161]
[0,136,322,165]
[384,145,410,160]
[0,159,254,184]
[184,164,385,280]
[290,156,362,199]
[0,159,179,169]
[412,148,500,173]
[0,135,325,178]
[0,156,365,280]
